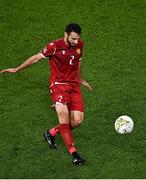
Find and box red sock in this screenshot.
[49,123,74,137]
[60,123,76,154]
[49,125,60,137]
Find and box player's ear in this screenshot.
[64,32,68,38]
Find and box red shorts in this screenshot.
[49,82,84,112]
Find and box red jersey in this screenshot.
[40,38,84,85]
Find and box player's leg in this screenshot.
[45,110,84,142]
[44,106,65,149]
[44,111,83,148]
[44,84,67,148]
[44,103,70,149]
[68,85,85,165]
[45,110,84,148]
[44,104,85,165]
[44,83,72,146]
[55,103,76,153]
[55,103,85,165]
[70,111,84,128]
[44,84,85,165]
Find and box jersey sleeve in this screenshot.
[39,42,56,58]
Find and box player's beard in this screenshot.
[67,36,75,47]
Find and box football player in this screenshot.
[1,23,92,165]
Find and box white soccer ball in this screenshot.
[115,115,134,134]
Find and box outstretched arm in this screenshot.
[1,53,43,74]
[80,79,92,92]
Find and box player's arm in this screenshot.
[1,53,43,74]
[79,61,92,92]
[80,79,92,92]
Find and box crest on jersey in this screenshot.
[76,48,81,55]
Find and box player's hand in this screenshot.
[1,68,18,74]
[80,80,92,92]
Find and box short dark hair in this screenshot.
[65,23,82,35]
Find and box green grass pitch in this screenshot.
[0,0,146,178]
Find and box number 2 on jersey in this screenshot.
[69,55,74,65]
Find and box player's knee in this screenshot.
[75,116,83,124]
[57,111,69,124]
[72,115,84,127]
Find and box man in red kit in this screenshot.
[1,23,92,165]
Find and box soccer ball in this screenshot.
[115,115,134,134]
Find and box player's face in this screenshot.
[66,32,80,47]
